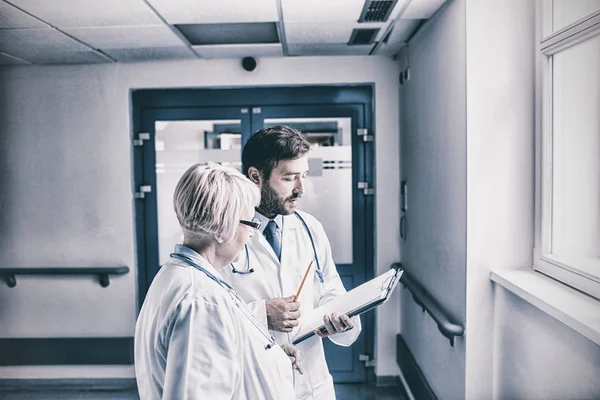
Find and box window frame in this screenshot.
[534,2,600,300]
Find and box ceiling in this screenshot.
[0,0,446,66]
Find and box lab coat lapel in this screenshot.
[278,214,300,298]
[256,227,280,265]
[281,213,320,341]
[281,215,314,301]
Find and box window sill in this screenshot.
[490,268,600,346]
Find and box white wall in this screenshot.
[494,287,600,400]
[465,0,536,398]
[466,1,600,399]
[398,0,600,399]
[0,55,401,378]
[399,0,467,398]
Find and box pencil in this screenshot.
[293,261,313,302]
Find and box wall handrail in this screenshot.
[0,267,129,288]
[393,262,464,346]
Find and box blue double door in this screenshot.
[133,87,375,383]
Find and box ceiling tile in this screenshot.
[401,0,447,19]
[0,1,46,29]
[191,43,282,58]
[0,51,30,65]
[65,25,184,49]
[281,0,365,22]
[146,0,279,24]
[0,28,90,56]
[105,47,197,62]
[285,21,383,45]
[8,0,162,27]
[287,43,371,56]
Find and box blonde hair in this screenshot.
[173,163,261,242]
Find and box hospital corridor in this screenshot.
[1,0,599,399]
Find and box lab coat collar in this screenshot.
[171,244,226,281]
[254,211,283,234]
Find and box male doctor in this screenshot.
[221,125,362,399]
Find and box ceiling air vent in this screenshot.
[348,28,380,46]
[358,0,399,23]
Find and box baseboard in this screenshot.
[396,334,438,400]
[0,378,137,390]
[376,375,399,386]
[0,337,134,366]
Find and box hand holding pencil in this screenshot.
[265,295,301,332]
[264,260,315,332]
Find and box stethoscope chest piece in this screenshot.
[230,212,324,283]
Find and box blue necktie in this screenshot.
[264,220,281,261]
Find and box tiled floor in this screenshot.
[0,389,137,400]
[0,383,406,400]
[335,383,407,400]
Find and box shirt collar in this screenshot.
[172,244,225,280]
[254,211,283,234]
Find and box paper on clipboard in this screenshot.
[292,267,404,345]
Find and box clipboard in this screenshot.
[292,266,404,345]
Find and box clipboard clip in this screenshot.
[381,268,403,291]
[381,276,394,291]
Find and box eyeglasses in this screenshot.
[239,218,262,230]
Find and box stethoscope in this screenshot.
[231,211,324,284]
[170,251,277,350]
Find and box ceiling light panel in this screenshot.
[285,21,382,45]
[401,0,447,19]
[281,0,366,22]
[287,43,371,56]
[348,28,379,45]
[65,26,184,49]
[146,0,278,24]
[104,47,197,62]
[191,43,283,59]
[7,0,162,27]
[177,23,279,46]
[0,28,90,55]
[0,1,46,29]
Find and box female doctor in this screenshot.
[134,163,301,400]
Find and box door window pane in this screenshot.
[264,118,353,264]
[155,119,242,265]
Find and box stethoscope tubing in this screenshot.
[232,212,324,283]
[170,252,276,350]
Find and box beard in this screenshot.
[258,182,301,218]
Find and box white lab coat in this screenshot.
[221,210,362,400]
[134,248,295,400]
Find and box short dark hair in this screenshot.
[242,125,311,180]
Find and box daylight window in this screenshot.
[535,2,600,299]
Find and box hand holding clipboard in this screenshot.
[292,267,404,345]
[293,260,356,338]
